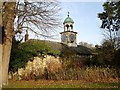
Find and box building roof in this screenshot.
[72,45,92,55]
[28,39,92,55]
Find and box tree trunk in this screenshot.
[2,2,16,85]
[2,40,13,85]
[0,33,2,89]
[0,2,3,89]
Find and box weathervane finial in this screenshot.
[68,12,69,17]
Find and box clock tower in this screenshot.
[60,12,77,47]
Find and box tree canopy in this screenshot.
[92,1,120,67]
[98,1,120,49]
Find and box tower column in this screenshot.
[61,12,77,47]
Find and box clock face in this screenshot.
[61,34,67,42]
[69,34,75,43]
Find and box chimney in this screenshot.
[25,30,29,41]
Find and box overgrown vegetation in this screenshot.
[10,38,91,72]
[10,38,120,82]
[10,39,61,72]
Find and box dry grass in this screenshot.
[14,66,120,82]
[47,66,120,81]
[8,66,120,88]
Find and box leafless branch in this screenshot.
[15,0,62,40]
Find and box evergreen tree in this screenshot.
[98,1,120,49]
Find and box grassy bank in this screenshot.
[3,80,119,88]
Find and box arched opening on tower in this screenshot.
[70,25,73,31]
[66,24,69,31]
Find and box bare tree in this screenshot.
[15,0,61,40]
[1,0,61,86]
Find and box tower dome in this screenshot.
[63,12,74,24]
